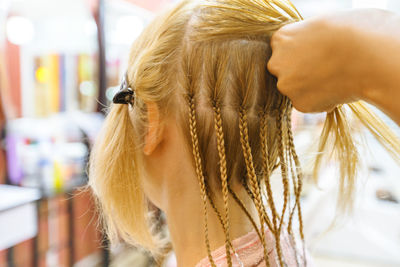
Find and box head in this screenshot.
[88,0,400,265]
[89,0,301,259]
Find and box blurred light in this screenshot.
[84,20,97,36]
[106,86,120,101]
[6,16,35,45]
[79,81,96,96]
[352,0,388,9]
[115,15,144,44]
[35,67,50,83]
[0,1,9,12]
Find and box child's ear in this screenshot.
[143,102,163,155]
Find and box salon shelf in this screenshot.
[1,176,106,267]
[0,185,41,250]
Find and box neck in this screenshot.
[164,179,258,267]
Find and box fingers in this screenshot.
[267,27,284,76]
[291,98,336,114]
[268,29,293,98]
[267,22,297,76]
[267,46,279,77]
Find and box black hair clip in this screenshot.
[113,72,135,105]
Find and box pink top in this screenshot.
[195,228,312,267]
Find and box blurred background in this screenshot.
[0,0,399,266]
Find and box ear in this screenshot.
[143,102,163,155]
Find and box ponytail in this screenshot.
[89,104,157,252]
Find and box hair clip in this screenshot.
[113,72,135,105]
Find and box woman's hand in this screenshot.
[268,8,400,119]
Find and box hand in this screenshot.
[267,9,400,113]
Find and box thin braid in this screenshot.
[276,107,290,267]
[286,112,302,238]
[286,128,297,237]
[260,111,281,241]
[284,130,302,265]
[261,110,285,267]
[239,107,270,267]
[227,186,262,240]
[242,176,256,200]
[212,102,233,267]
[285,110,307,266]
[259,187,276,233]
[241,175,274,233]
[286,115,304,240]
[286,145,304,267]
[256,180,274,232]
[188,95,217,267]
[204,179,235,251]
[205,179,265,254]
[205,180,225,227]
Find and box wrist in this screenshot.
[330,21,369,102]
[361,61,400,109]
[360,35,400,106]
[324,9,400,104]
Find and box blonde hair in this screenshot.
[89,0,400,265]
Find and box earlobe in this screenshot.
[143,102,163,155]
